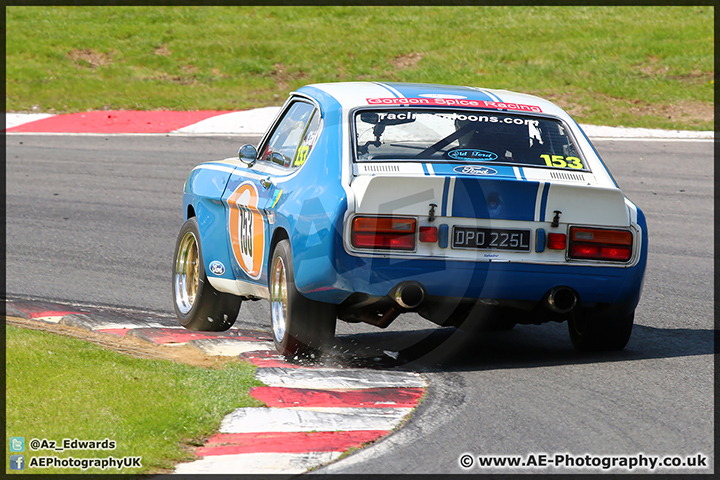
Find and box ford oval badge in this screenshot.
[453,165,498,176]
[209,261,225,276]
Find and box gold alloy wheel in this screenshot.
[174,231,199,315]
[270,255,288,343]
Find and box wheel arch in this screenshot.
[183,196,237,289]
[268,227,290,277]
[172,216,240,331]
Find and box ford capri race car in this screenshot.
[173,82,647,358]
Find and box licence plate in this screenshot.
[452,226,531,251]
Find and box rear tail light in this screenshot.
[352,216,416,250]
[547,233,567,250]
[569,227,633,262]
[419,226,438,243]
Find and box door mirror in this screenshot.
[238,144,258,166]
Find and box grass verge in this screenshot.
[5,6,713,130]
[5,324,264,474]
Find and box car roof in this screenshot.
[295,82,567,118]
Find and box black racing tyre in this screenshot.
[486,317,517,332]
[172,217,241,331]
[568,310,634,351]
[270,239,336,359]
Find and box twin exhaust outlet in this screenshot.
[357,283,576,329]
[394,283,578,314]
[392,281,425,309]
[545,286,578,314]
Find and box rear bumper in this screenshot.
[300,204,648,317]
[304,254,646,316]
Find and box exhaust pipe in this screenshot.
[546,286,578,314]
[346,308,401,329]
[340,282,426,329]
[393,281,425,309]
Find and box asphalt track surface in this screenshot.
[6,134,714,474]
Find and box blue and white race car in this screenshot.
[173,82,647,357]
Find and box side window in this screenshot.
[292,110,321,168]
[260,101,316,168]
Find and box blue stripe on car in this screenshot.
[451,178,539,221]
[475,88,502,102]
[373,82,403,98]
[441,177,451,216]
[539,182,551,222]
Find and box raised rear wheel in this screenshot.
[270,239,336,359]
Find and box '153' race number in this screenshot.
[540,154,584,169]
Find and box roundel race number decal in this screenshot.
[228,182,265,279]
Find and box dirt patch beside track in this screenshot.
[5,316,242,368]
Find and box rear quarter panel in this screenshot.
[272,90,350,302]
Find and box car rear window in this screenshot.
[354,108,588,171]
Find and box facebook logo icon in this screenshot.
[10,455,25,470]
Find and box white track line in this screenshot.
[219,407,413,433]
[174,451,343,474]
[173,107,281,135]
[186,339,274,356]
[6,113,54,129]
[255,367,428,389]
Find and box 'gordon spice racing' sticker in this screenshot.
[228,182,265,279]
[366,97,542,112]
